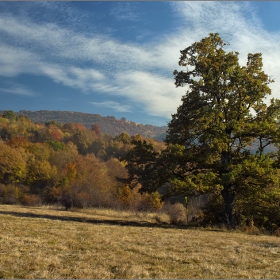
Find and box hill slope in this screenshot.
[17,110,168,140]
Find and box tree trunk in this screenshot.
[221,187,235,228]
[220,150,235,228]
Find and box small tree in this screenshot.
[2,110,16,121]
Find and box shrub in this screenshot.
[161,202,187,225]
[0,184,22,204]
[21,194,42,206]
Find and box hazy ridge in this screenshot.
[11,110,168,140]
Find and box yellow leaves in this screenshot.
[26,142,51,161]
[65,162,77,183]
[117,184,134,207]
[65,142,78,155]
[116,184,163,211]
[0,142,27,184]
[26,159,57,188]
[148,192,163,210]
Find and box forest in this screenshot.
[0,110,165,212]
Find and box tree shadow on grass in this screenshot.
[0,209,188,230]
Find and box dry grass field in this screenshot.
[0,204,280,279]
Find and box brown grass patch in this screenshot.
[0,204,280,278]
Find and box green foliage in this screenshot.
[123,139,161,192]
[89,139,107,158]
[115,132,131,144]
[2,110,16,121]
[45,140,66,151]
[71,131,91,155]
[45,120,58,127]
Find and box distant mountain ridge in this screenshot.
[15,110,168,140]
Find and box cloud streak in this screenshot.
[0,83,37,96]
[89,101,132,113]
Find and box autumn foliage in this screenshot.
[0,112,163,212]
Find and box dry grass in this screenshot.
[0,204,280,279]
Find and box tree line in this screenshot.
[10,110,167,140]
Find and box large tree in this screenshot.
[125,33,280,228]
[166,33,280,227]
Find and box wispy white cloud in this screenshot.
[0,44,42,77]
[39,64,106,93]
[89,101,132,113]
[0,83,38,96]
[0,14,165,72]
[112,71,185,118]
[0,2,280,122]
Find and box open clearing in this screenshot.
[0,205,280,279]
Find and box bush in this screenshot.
[161,202,187,225]
[0,184,21,204]
[21,194,42,206]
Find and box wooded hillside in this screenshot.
[10,110,168,140]
[0,111,165,212]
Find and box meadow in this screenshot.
[0,204,280,279]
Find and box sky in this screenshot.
[1,2,280,126]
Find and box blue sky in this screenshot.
[1,2,280,126]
